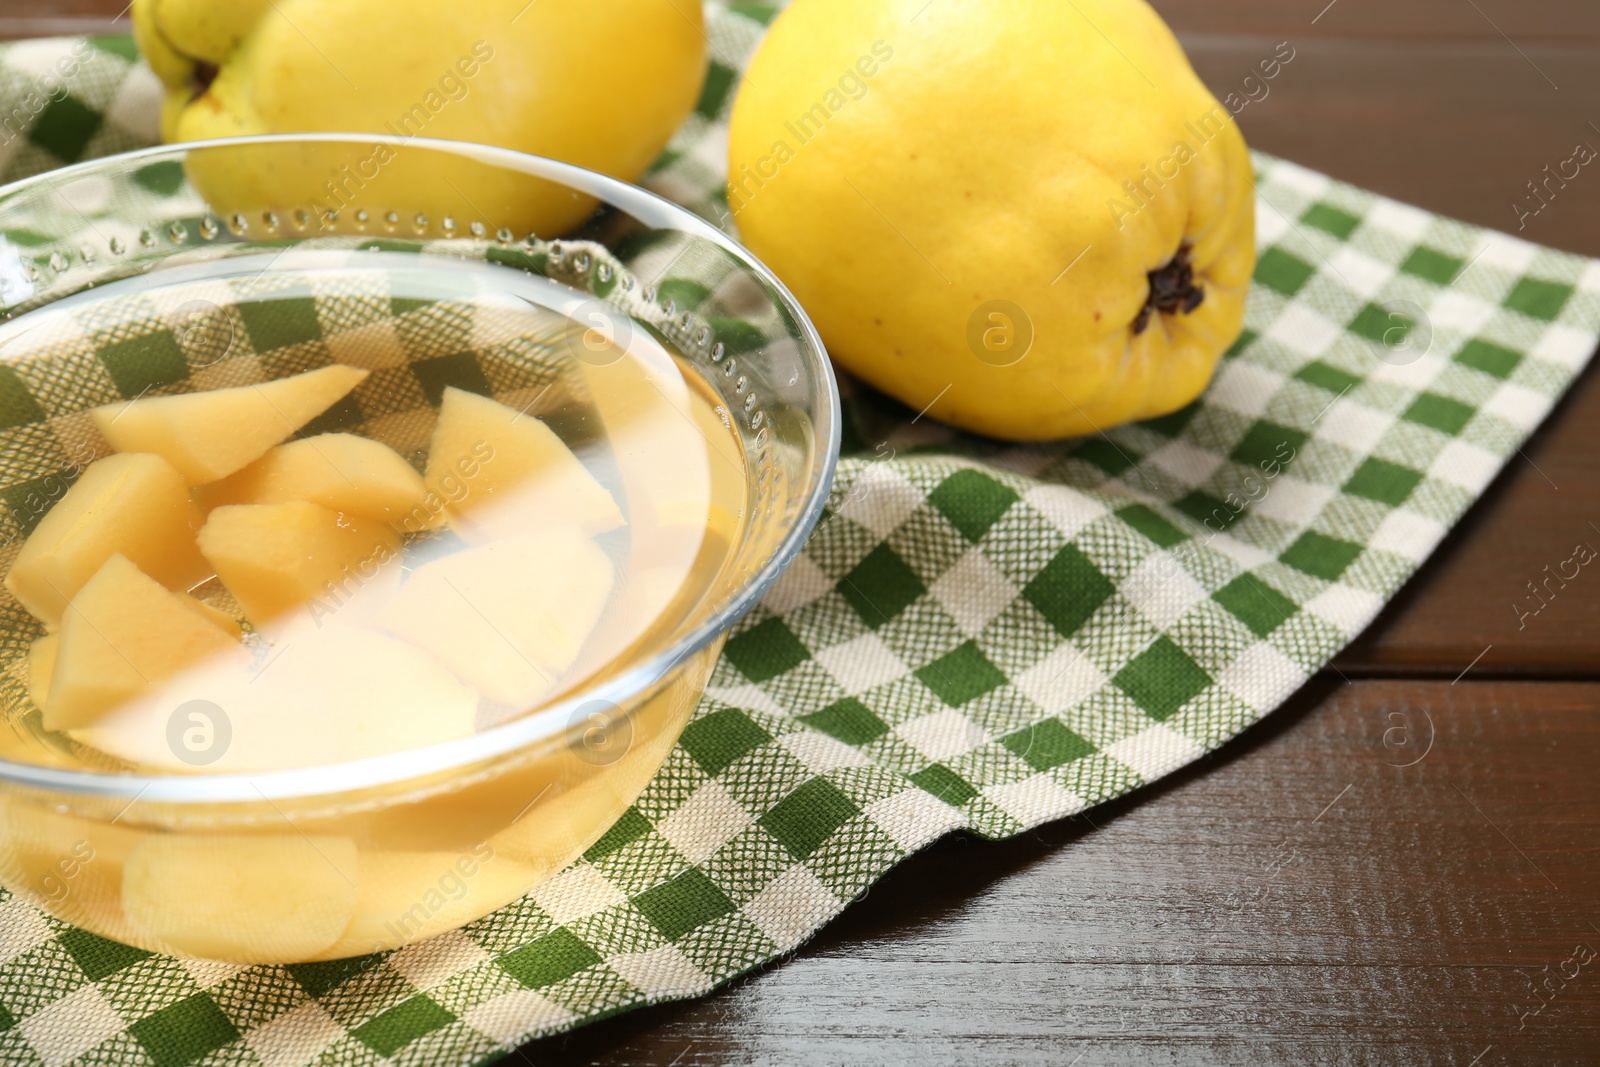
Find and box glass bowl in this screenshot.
[0,135,838,963]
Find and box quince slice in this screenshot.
[122,832,358,963]
[424,386,623,542]
[197,501,399,627]
[4,453,209,627]
[77,621,478,773]
[325,846,538,957]
[44,555,241,732]
[0,803,137,932]
[90,364,369,485]
[201,432,437,528]
[382,526,614,708]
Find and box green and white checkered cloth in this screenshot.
[1,7,1599,1066]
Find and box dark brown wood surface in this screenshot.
[5,2,1600,1063]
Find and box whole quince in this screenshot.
[728,0,1256,440]
[132,0,706,235]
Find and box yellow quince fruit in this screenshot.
[132,0,706,235]
[728,0,1256,440]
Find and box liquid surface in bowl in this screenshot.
[0,249,748,776]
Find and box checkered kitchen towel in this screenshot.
[1,7,1599,1066]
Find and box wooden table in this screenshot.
[9,2,1600,1063]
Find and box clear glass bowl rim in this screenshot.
[0,133,841,803]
